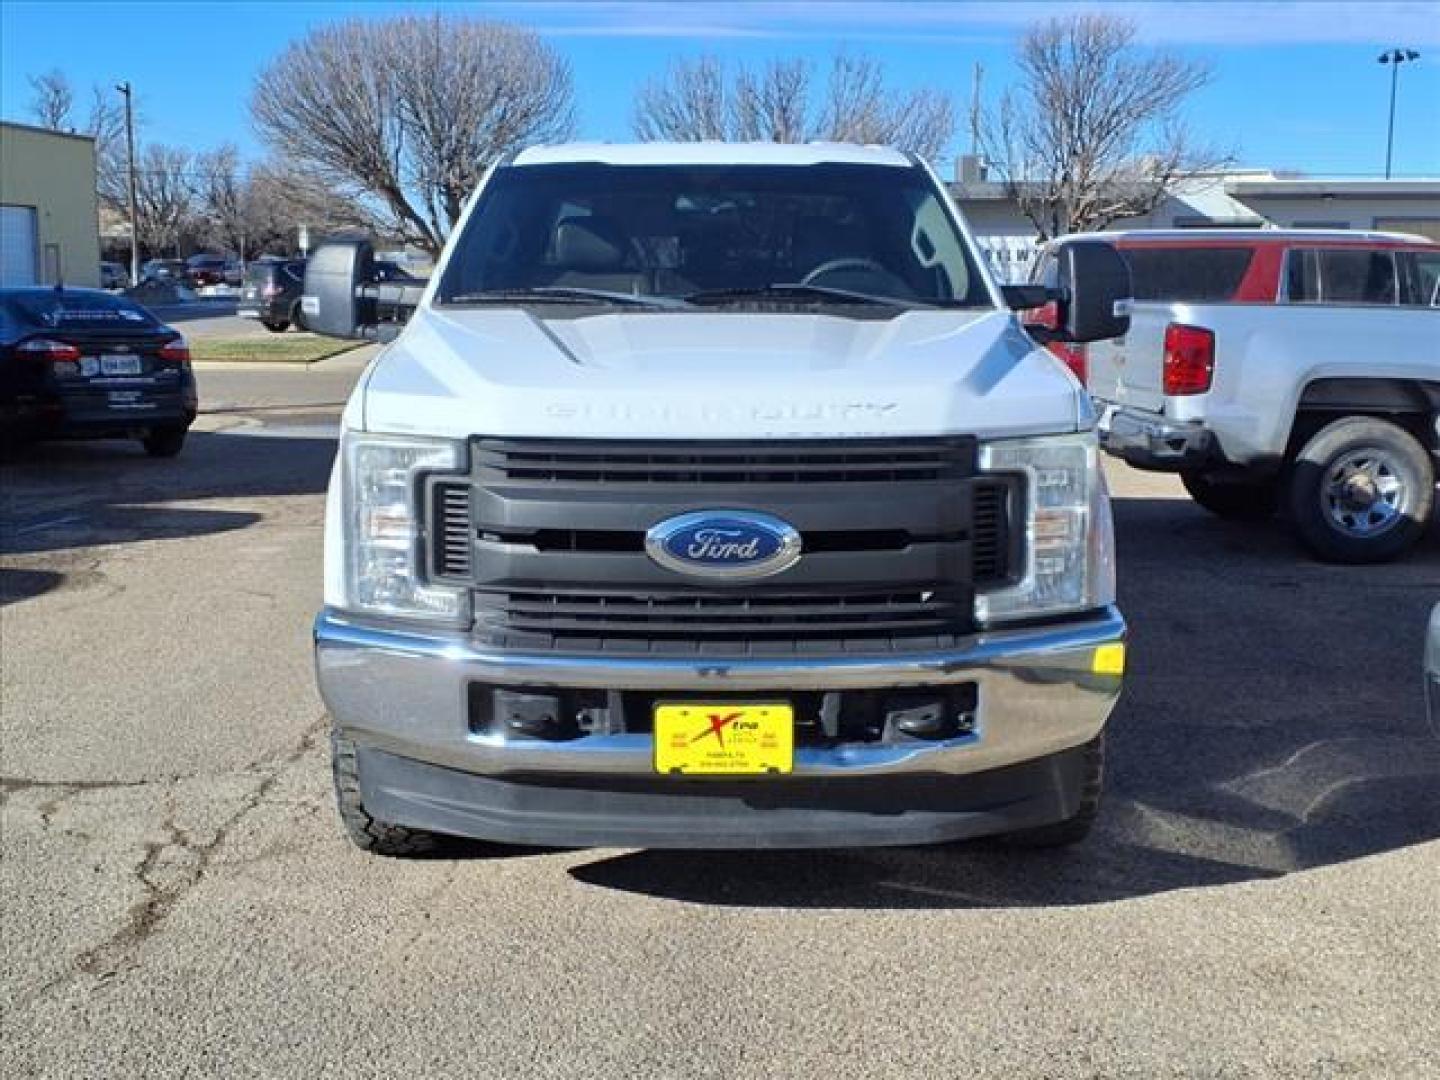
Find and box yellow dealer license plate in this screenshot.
[653,703,794,776]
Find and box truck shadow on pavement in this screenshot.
[0,430,334,561]
[570,495,1440,908]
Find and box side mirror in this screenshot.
[302,240,427,341]
[1002,285,1062,342]
[1056,240,1132,343]
[301,240,375,339]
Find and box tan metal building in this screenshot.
[0,120,101,288]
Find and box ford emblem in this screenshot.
[645,510,802,580]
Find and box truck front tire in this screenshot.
[1287,416,1433,564]
[141,425,188,458]
[997,734,1104,848]
[1180,470,1280,521]
[331,728,441,856]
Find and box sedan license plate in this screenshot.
[654,703,793,776]
[100,354,142,376]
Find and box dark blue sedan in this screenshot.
[0,287,197,456]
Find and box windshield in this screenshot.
[437,162,990,310]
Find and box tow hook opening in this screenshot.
[469,683,981,746]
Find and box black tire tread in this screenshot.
[1180,470,1279,521]
[999,734,1104,848]
[1286,416,1432,564]
[141,426,187,458]
[331,729,440,856]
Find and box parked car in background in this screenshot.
[99,261,130,290]
[141,259,185,285]
[185,254,230,289]
[0,287,196,456]
[1027,229,1440,563]
[237,258,307,332]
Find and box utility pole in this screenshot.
[969,62,984,155]
[1378,48,1420,179]
[116,81,140,285]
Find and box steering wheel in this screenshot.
[800,257,889,285]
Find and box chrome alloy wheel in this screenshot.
[1322,447,1409,537]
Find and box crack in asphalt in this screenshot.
[0,776,158,797]
[0,775,161,825]
[11,715,328,1010]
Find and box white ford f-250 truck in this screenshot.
[1031,229,1440,563]
[305,142,1133,855]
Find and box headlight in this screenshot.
[342,431,469,624]
[975,431,1115,626]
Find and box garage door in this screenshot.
[1,204,39,286]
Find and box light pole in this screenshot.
[116,81,140,285]
[1378,48,1420,179]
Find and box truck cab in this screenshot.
[307,142,1132,854]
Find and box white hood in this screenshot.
[356,307,1087,440]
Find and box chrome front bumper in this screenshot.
[314,607,1126,781]
[1097,405,1215,471]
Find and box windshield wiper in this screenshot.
[444,287,682,309]
[683,283,933,309]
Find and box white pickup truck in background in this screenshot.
[1030,230,1440,563]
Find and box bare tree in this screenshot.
[89,86,130,214]
[817,54,955,158]
[28,69,75,130]
[634,55,729,142]
[632,52,955,161]
[734,59,810,143]
[133,144,198,257]
[981,14,1229,239]
[195,145,248,255]
[86,85,124,155]
[252,14,575,255]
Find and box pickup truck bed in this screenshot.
[1090,300,1440,562]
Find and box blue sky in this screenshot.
[2,1,1438,177]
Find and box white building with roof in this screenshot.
[948,156,1440,281]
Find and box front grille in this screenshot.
[473,587,973,653]
[432,482,473,577]
[473,436,975,485]
[971,482,1007,584]
[474,527,945,555]
[427,434,1016,654]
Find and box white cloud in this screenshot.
[488,1,1440,47]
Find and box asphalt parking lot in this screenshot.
[3,354,1438,1078]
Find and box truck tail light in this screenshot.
[1047,341,1088,385]
[18,338,82,363]
[1163,324,1214,396]
[158,338,191,367]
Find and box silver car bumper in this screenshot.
[316,608,1125,847]
[1097,404,1215,471]
[315,607,1125,780]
